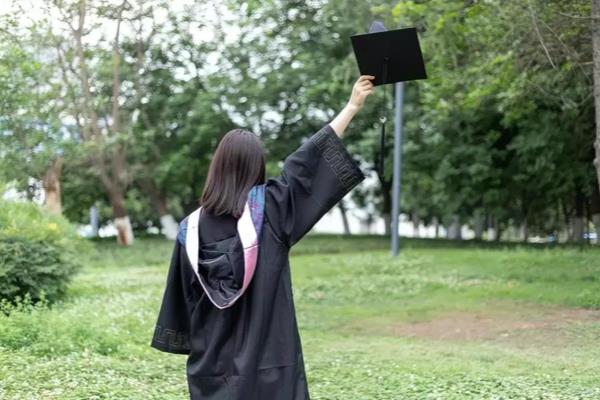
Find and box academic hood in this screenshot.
[176,184,265,309]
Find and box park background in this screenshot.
[1,0,599,399]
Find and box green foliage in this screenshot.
[0,30,67,197]
[0,238,78,305]
[2,0,599,242]
[0,200,76,244]
[220,0,381,162]
[0,200,86,305]
[390,0,598,236]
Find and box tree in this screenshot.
[218,0,387,233]
[48,0,143,244]
[390,0,598,242]
[592,0,600,236]
[0,16,67,214]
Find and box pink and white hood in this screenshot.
[176,184,265,309]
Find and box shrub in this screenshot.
[0,237,79,304]
[0,199,86,305]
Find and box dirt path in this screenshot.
[389,306,600,346]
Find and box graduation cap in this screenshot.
[351,22,427,176]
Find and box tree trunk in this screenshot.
[363,211,374,234]
[586,202,591,245]
[42,157,63,215]
[447,215,462,240]
[593,213,600,245]
[495,227,503,242]
[160,214,179,241]
[337,200,351,235]
[520,195,530,243]
[70,0,133,246]
[593,0,600,190]
[521,220,529,243]
[487,215,495,241]
[490,216,503,242]
[570,191,585,243]
[433,216,440,238]
[473,211,484,240]
[571,217,585,243]
[561,199,572,240]
[383,213,391,236]
[411,210,420,238]
[590,188,600,245]
[138,178,178,240]
[378,173,392,236]
[108,189,134,246]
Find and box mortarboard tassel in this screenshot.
[379,114,386,177]
[351,20,428,180]
[378,57,389,178]
[368,20,390,179]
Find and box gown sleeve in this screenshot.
[265,123,366,247]
[150,239,200,355]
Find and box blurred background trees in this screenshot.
[1,0,599,244]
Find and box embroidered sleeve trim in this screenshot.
[151,325,190,355]
[310,124,365,190]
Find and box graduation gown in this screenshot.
[150,124,365,400]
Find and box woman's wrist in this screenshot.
[344,102,360,116]
[330,103,358,138]
[331,76,372,138]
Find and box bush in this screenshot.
[0,237,79,304]
[0,199,86,305]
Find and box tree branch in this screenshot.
[527,0,557,69]
[111,0,128,137]
[556,11,599,20]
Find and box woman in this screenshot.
[151,75,375,399]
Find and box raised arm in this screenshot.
[329,75,375,138]
[264,75,374,247]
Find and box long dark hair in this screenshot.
[200,128,266,218]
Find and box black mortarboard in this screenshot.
[351,24,427,86]
[350,22,427,176]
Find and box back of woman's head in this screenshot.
[200,128,266,218]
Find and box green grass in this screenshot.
[1,235,599,399]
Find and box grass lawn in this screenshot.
[0,235,599,399]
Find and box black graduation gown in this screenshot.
[151,123,365,400]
